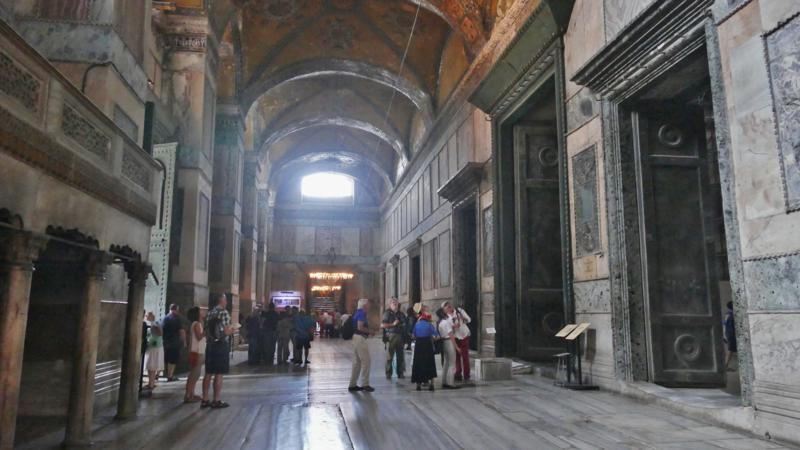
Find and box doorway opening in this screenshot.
[453,198,480,350]
[496,74,569,361]
[410,255,421,306]
[618,46,738,395]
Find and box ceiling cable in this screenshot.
[380,2,421,165]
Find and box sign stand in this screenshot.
[555,323,599,391]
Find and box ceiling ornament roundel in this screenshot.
[260,0,305,21]
[320,17,357,50]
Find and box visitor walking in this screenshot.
[382,298,406,379]
[348,299,374,392]
[277,310,293,364]
[184,306,205,403]
[436,308,459,389]
[143,311,163,390]
[202,294,233,409]
[443,300,472,382]
[161,304,186,382]
[293,309,315,366]
[724,301,737,371]
[323,311,335,338]
[411,311,438,391]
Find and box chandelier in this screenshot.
[308,272,354,281]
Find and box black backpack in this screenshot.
[341,316,354,340]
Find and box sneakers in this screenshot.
[348,386,362,392]
[348,385,374,392]
[362,385,375,392]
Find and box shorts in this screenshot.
[205,342,230,374]
[164,345,181,365]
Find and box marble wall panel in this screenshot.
[759,0,800,31]
[447,136,458,180]
[340,227,359,256]
[743,253,800,311]
[458,117,473,168]
[729,37,772,119]
[574,278,611,314]
[438,230,451,287]
[482,206,494,277]
[576,312,616,381]
[749,313,800,387]
[295,226,316,255]
[765,15,800,210]
[603,0,655,39]
[566,87,599,133]
[359,227,373,256]
[571,145,600,257]
[564,0,607,98]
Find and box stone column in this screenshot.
[164,10,218,312]
[0,231,46,450]
[63,250,112,448]
[209,104,245,327]
[254,188,269,303]
[239,159,259,312]
[115,261,151,420]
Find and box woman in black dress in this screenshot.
[411,312,439,391]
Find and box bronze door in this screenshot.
[513,124,564,360]
[633,104,725,386]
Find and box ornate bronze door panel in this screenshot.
[633,104,725,386]
[513,124,564,360]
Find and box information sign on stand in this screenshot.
[554,322,598,391]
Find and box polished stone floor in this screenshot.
[17,338,790,449]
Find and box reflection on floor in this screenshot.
[17,339,789,449]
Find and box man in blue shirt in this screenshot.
[161,304,186,382]
[292,310,315,366]
[348,299,374,392]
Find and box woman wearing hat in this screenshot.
[411,307,438,391]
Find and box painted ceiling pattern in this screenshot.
[195,0,503,200]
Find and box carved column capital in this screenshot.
[126,262,152,287]
[84,251,113,279]
[0,231,48,269]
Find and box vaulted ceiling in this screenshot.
[201,0,497,201]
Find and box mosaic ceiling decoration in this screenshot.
[204,0,495,200]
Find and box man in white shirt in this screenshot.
[442,300,472,382]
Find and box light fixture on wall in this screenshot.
[308,272,354,281]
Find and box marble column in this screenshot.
[255,188,269,303]
[0,231,46,450]
[63,250,112,448]
[239,159,259,311]
[209,104,245,327]
[164,10,218,312]
[115,261,151,420]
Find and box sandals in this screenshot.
[200,400,211,408]
[210,401,230,409]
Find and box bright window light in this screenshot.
[301,172,354,199]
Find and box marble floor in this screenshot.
[16,338,791,450]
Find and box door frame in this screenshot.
[491,39,574,358]
[575,16,753,401]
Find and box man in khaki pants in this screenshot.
[348,299,374,392]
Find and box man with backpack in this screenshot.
[382,298,406,379]
[201,294,233,409]
[348,299,374,392]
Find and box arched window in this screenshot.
[301,172,354,203]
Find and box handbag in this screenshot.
[433,338,443,355]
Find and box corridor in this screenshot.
[16,339,787,450]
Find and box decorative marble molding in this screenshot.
[122,146,153,191]
[62,102,111,161]
[572,0,712,99]
[437,162,484,205]
[0,49,43,115]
